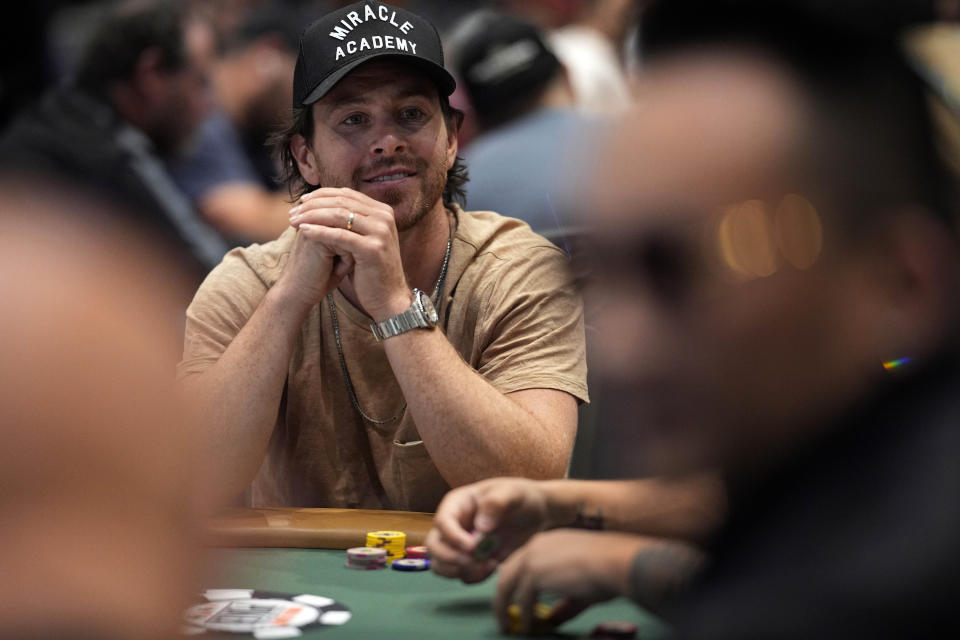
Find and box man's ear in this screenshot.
[445,116,460,171]
[290,133,321,186]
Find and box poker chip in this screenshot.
[472,532,501,561]
[345,547,387,570]
[347,547,387,559]
[405,545,429,559]
[183,589,351,637]
[506,603,554,635]
[365,530,407,563]
[390,558,430,572]
[589,620,639,638]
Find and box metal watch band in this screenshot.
[370,290,435,342]
[370,306,428,341]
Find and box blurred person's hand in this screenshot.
[493,531,648,633]
[494,531,706,634]
[427,478,554,584]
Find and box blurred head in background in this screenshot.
[75,0,216,155]
[579,0,960,477]
[212,2,302,148]
[448,9,574,132]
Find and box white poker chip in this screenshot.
[346,547,387,559]
[184,589,351,635]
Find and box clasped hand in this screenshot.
[284,187,411,319]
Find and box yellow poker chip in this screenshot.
[366,530,405,540]
[365,531,407,561]
[506,603,554,636]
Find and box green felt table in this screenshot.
[199,508,672,639]
[202,547,670,639]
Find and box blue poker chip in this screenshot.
[391,558,430,572]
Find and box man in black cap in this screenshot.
[178,1,588,511]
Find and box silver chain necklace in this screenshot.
[326,218,453,424]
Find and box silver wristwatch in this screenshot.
[370,288,439,341]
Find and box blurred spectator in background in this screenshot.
[165,2,304,244]
[0,1,79,131]
[905,18,960,185]
[496,0,637,115]
[448,10,596,236]
[0,0,230,283]
[0,176,205,640]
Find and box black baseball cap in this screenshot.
[449,10,561,122]
[293,0,456,108]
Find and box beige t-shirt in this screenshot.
[178,206,588,512]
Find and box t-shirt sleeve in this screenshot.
[177,248,270,378]
[475,246,589,403]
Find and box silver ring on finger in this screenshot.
[346,211,356,232]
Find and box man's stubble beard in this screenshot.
[381,159,447,232]
[315,155,448,232]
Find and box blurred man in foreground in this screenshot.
[428,2,960,636]
[0,177,204,639]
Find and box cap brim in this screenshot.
[299,53,457,106]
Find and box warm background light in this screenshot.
[775,193,823,270]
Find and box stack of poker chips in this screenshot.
[345,547,387,571]
[392,545,430,571]
[365,530,407,564]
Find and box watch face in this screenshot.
[418,290,439,325]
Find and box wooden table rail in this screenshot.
[203,507,435,549]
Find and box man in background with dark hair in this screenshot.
[448,9,592,236]
[0,0,229,283]
[427,1,960,637]
[166,1,304,244]
[178,1,588,512]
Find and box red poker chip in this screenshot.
[590,621,638,638]
[405,545,429,559]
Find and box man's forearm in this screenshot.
[184,286,312,504]
[382,327,576,487]
[539,475,727,542]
